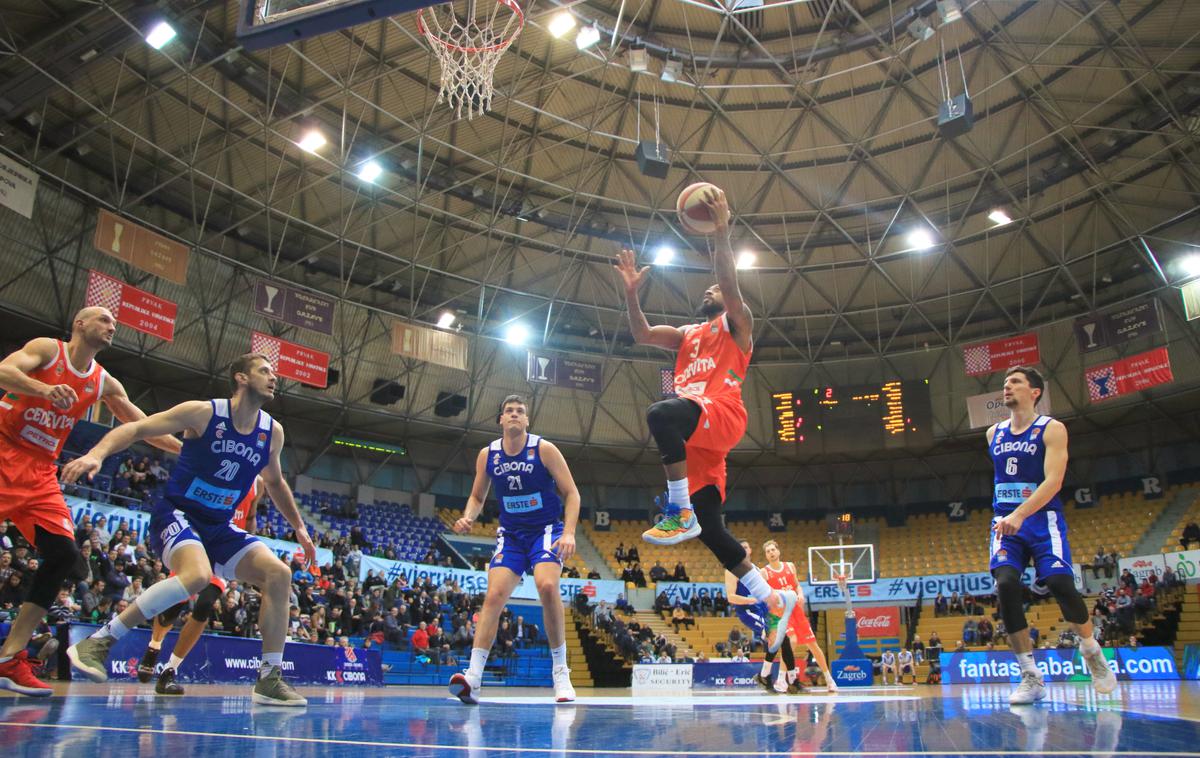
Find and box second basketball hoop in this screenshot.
[418,0,524,119]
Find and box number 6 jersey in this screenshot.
[989,415,1063,517]
[486,433,562,531]
[164,399,273,524]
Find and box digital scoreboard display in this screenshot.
[771,380,933,453]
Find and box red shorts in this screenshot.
[0,439,74,544]
[680,392,747,500]
[787,614,817,647]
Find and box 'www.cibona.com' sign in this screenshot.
[943,646,1177,684]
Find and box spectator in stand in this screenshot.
[962,618,978,645]
[649,561,668,583]
[1106,550,1120,577]
[949,592,963,615]
[977,618,993,645]
[1128,635,1139,649]
[92,515,112,545]
[1091,548,1108,580]
[630,563,647,589]
[1183,522,1200,551]
[614,542,627,565]
[672,561,689,582]
[728,626,744,651]
[911,634,925,664]
[1162,564,1181,590]
[627,545,640,565]
[1120,569,1138,592]
[587,568,601,580]
[671,602,694,633]
[927,631,943,662]
[953,640,967,653]
[1028,624,1040,647]
[714,591,728,617]
[0,572,24,611]
[934,592,947,617]
[412,621,431,657]
[495,619,515,659]
[654,592,670,613]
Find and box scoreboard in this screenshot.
[771,380,933,453]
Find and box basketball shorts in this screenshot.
[678,392,747,500]
[150,501,264,580]
[0,439,74,543]
[989,509,1073,581]
[489,522,563,577]
[735,603,770,638]
[767,607,817,647]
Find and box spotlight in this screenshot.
[653,246,675,265]
[628,42,649,72]
[437,312,456,329]
[504,323,530,345]
[908,17,934,42]
[736,251,756,269]
[575,24,600,50]
[987,209,1012,226]
[661,53,682,83]
[145,21,177,50]
[1181,254,1200,279]
[356,160,383,183]
[297,129,326,153]
[548,11,576,39]
[937,0,963,24]
[907,228,935,250]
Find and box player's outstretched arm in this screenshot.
[724,570,756,606]
[614,247,684,350]
[261,423,316,567]
[100,374,183,455]
[541,441,579,562]
[61,400,211,483]
[453,448,492,534]
[700,189,753,347]
[0,338,78,410]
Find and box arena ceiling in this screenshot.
[1,0,1198,491]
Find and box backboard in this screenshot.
[807,543,875,586]
[237,0,435,50]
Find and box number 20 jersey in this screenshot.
[988,414,1063,517]
[164,398,273,524]
[486,433,562,532]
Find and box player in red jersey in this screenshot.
[762,540,836,692]
[0,307,180,696]
[615,187,797,653]
[137,476,266,695]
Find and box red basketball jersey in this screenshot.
[763,561,799,592]
[230,478,258,530]
[0,340,105,463]
[673,313,751,401]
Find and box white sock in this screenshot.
[468,647,489,679]
[739,567,773,604]
[167,654,185,671]
[551,643,567,669]
[760,660,772,677]
[775,668,787,684]
[148,639,162,652]
[1016,651,1038,676]
[1080,635,1101,655]
[94,616,130,640]
[667,479,691,511]
[260,651,283,676]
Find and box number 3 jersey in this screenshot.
[486,433,562,531]
[989,415,1063,517]
[164,399,273,524]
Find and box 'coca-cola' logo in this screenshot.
[854,607,900,637]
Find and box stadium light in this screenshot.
[548,11,575,38]
[653,246,675,265]
[297,129,326,153]
[907,228,935,250]
[575,24,600,50]
[736,251,756,269]
[987,209,1012,226]
[356,160,383,183]
[437,311,456,329]
[145,21,177,50]
[504,323,530,345]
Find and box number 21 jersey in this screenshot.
[486,433,562,531]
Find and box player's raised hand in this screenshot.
[61,453,102,483]
[613,248,650,291]
[43,383,78,410]
[453,516,475,534]
[700,187,731,230]
[553,532,576,562]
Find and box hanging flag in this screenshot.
[1085,347,1173,403]
[660,368,676,397]
[84,270,176,341]
[962,332,1040,376]
[251,331,330,388]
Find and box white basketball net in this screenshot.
[418,0,524,120]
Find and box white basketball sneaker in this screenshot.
[1009,670,1047,705]
[1083,647,1118,695]
[449,671,481,705]
[552,665,576,703]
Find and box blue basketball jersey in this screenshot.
[164,399,273,523]
[989,415,1062,516]
[486,433,562,531]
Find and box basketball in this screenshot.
[676,182,722,235]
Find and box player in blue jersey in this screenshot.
[449,394,581,704]
[61,353,314,706]
[725,540,801,694]
[988,366,1116,704]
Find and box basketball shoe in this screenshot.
[0,651,52,697]
[642,505,701,546]
[552,665,576,702]
[450,671,481,705]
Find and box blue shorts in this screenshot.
[735,603,769,638]
[150,501,264,579]
[489,523,563,577]
[989,509,1073,580]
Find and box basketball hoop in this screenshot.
[417,0,524,120]
[835,573,849,596]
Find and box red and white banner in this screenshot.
[84,270,176,341]
[1085,347,1173,403]
[854,606,900,638]
[251,331,329,388]
[962,332,1040,376]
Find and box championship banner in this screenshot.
[656,582,725,605]
[1085,347,1173,402]
[84,269,177,341]
[253,279,335,335]
[68,624,382,686]
[93,209,190,285]
[965,386,1053,429]
[853,606,900,638]
[358,554,623,604]
[1074,297,1162,353]
[0,152,38,219]
[962,332,1040,376]
[392,321,468,371]
[526,350,602,392]
[942,646,1177,684]
[251,331,330,388]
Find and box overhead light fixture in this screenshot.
[145,21,177,50]
[937,0,963,24]
[653,245,675,265]
[736,251,756,269]
[548,11,576,39]
[437,311,456,329]
[504,323,530,346]
[1180,254,1200,279]
[297,129,326,153]
[908,17,935,42]
[628,41,648,72]
[987,209,1012,226]
[356,160,383,183]
[907,228,935,250]
[575,23,600,50]
[661,53,682,83]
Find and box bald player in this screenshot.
[0,308,181,696]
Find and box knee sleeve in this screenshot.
[1044,574,1089,624]
[157,601,189,628]
[189,583,222,623]
[692,486,743,570]
[133,576,193,620]
[993,566,1028,634]
[27,530,80,609]
[646,399,700,466]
